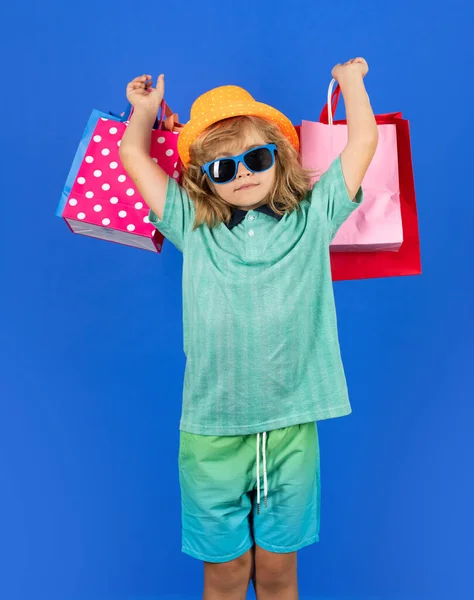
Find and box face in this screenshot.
[208,131,276,211]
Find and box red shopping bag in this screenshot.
[302,83,422,281]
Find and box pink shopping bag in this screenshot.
[57,100,183,253]
[300,79,403,252]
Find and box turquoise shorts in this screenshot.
[178,422,321,563]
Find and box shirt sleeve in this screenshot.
[309,154,364,241]
[149,176,196,253]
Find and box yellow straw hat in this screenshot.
[177,85,299,166]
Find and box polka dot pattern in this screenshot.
[62,114,182,252]
[177,85,300,165]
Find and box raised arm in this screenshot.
[333,58,379,201]
[119,74,169,220]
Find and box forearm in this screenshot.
[338,73,378,144]
[119,108,156,156]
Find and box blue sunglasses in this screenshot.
[201,143,277,184]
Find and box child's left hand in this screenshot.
[331,57,369,82]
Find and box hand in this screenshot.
[331,58,369,83]
[125,73,165,116]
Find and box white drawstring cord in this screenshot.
[263,431,268,508]
[256,433,261,513]
[256,432,268,515]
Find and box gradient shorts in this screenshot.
[178,421,321,563]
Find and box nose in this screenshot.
[236,160,252,178]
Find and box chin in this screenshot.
[245,188,268,201]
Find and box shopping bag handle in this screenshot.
[319,78,374,125]
[319,78,341,125]
[111,98,183,132]
[129,99,183,132]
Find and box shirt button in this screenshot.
[248,230,255,237]
[249,215,255,221]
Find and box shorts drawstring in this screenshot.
[256,431,268,515]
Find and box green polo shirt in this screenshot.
[150,155,363,435]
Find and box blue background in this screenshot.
[1,0,473,599]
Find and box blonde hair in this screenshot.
[180,116,317,230]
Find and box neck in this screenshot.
[232,200,267,211]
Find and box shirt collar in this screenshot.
[225,203,283,230]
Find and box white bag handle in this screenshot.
[327,78,338,126]
[326,77,370,126]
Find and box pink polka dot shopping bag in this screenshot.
[56,100,183,253]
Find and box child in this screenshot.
[119,59,378,600]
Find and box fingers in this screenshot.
[345,58,366,65]
[130,74,163,84]
[127,74,164,92]
[134,74,151,82]
[127,74,151,89]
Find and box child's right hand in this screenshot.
[125,73,165,116]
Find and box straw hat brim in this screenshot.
[177,100,299,165]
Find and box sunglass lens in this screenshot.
[244,147,273,172]
[209,159,236,183]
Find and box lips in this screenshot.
[236,183,259,191]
